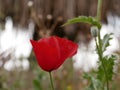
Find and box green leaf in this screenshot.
[103,55,116,80]
[97,55,116,82]
[97,61,105,82]
[102,33,113,52]
[83,73,102,90]
[62,16,102,29]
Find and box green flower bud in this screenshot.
[90,26,98,37]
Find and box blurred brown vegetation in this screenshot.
[0,0,120,24]
[0,0,120,90]
[0,0,120,40]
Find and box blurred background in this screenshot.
[0,0,120,90]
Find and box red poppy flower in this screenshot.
[30,36,78,72]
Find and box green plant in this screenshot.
[63,0,117,90]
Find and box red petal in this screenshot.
[52,36,78,69]
[30,37,61,71]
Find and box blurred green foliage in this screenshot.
[0,53,120,90]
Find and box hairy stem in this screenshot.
[96,0,109,89]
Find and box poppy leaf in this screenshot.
[62,16,101,29]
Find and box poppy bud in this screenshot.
[90,26,99,37]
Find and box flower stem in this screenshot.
[95,38,109,90]
[49,72,55,90]
[96,0,103,21]
[96,0,109,90]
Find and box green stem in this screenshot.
[96,0,109,90]
[95,37,109,90]
[49,72,55,90]
[96,0,103,21]
[101,59,109,90]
